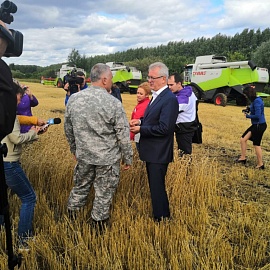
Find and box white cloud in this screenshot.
[3,0,270,67]
[216,0,270,29]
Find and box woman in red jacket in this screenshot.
[130,82,151,151]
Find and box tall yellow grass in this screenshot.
[0,83,269,269]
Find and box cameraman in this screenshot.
[0,20,16,139]
[64,71,88,106]
[236,85,267,169]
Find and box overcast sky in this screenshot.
[2,0,270,67]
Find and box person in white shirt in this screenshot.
[168,73,197,157]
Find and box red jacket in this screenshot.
[130,97,150,140]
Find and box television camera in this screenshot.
[65,68,84,95]
[0,0,23,57]
[0,2,25,268]
[242,106,250,114]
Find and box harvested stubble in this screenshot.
[0,83,270,269]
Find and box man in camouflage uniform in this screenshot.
[64,63,133,228]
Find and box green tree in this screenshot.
[252,40,270,71]
[43,69,57,78]
[126,57,161,80]
[68,49,82,67]
[11,70,25,79]
[227,51,246,62]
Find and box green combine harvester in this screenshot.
[41,62,142,94]
[183,55,269,106]
[106,62,142,94]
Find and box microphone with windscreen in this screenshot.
[38,118,61,134]
[47,118,61,125]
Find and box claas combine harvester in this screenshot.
[183,55,269,106]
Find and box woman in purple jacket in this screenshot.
[17,85,39,133]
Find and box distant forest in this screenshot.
[9,28,270,80]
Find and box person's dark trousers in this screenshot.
[175,131,194,155]
[146,162,170,220]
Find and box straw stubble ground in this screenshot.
[0,83,269,269]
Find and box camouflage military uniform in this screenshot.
[64,86,133,221]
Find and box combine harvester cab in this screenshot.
[106,62,142,94]
[184,55,269,106]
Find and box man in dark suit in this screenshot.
[130,62,179,221]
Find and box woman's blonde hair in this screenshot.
[138,82,151,95]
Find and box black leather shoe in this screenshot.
[256,165,265,170]
[236,159,246,164]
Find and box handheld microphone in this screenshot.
[38,118,61,134]
[47,118,61,125]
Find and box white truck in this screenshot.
[183,55,269,106]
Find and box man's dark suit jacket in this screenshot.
[139,87,179,163]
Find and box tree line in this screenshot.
[9,27,270,81]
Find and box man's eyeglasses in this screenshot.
[147,76,164,81]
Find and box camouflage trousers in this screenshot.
[67,160,120,221]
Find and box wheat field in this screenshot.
[0,82,270,270]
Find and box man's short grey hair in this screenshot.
[90,63,111,82]
[149,62,169,79]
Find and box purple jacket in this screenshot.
[17,94,39,133]
[174,86,193,104]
